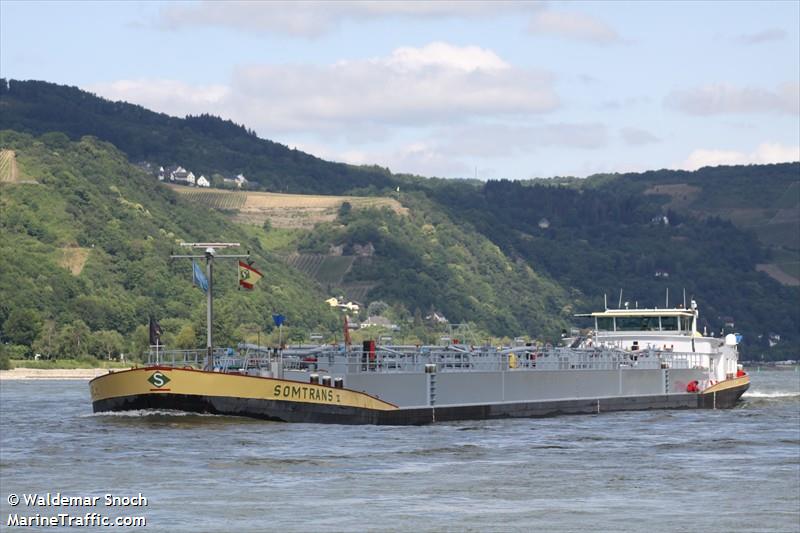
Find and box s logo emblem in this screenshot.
[148,371,171,388]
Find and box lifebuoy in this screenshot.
[686,380,699,393]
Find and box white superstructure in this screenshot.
[575,301,741,384]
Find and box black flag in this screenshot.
[149,316,163,345]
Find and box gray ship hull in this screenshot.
[92,380,749,425]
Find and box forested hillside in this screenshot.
[0,131,339,362]
[0,79,397,195]
[425,176,799,358]
[296,192,570,337]
[1,79,797,361]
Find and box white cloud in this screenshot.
[380,42,510,72]
[316,141,471,178]
[384,141,472,177]
[89,43,559,135]
[292,121,610,180]
[157,1,541,37]
[734,28,786,45]
[679,142,800,170]
[87,79,229,117]
[528,10,621,44]
[666,83,799,115]
[437,123,608,158]
[620,127,660,146]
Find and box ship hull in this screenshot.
[697,376,750,409]
[91,367,750,425]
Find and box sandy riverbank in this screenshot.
[0,368,130,380]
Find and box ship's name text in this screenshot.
[273,385,339,403]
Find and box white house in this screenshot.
[361,316,392,329]
[426,311,449,324]
[170,166,189,184]
[341,301,360,312]
[324,297,360,313]
[196,175,210,188]
[186,171,196,186]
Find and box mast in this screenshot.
[206,248,213,366]
[171,243,249,370]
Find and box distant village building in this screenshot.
[654,269,670,278]
[170,166,190,184]
[324,297,360,313]
[353,243,375,256]
[222,173,249,188]
[361,316,398,330]
[768,333,781,347]
[135,161,154,173]
[341,301,360,312]
[651,215,670,226]
[196,175,210,188]
[426,311,449,324]
[538,218,550,229]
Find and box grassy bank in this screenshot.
[7,358,133,370]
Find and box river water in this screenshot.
[1,369,798,532]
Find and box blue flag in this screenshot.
[272,314,285,327]
[192,260,208,293]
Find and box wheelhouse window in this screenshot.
[613,316,662,331]
[640,316,660,331]
[596,317,614,331]
[615,317,644,331]
[661,316,678,331]
[680,316,693,333]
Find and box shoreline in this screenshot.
[0,368,130,380]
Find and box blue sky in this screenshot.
[2,1,798,179]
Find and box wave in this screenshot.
[743,391,800,399]
[82,409,220,418]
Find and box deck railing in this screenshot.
[146,345,710,374]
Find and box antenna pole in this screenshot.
[617,289,623,309]
[170,242,249,371]
[206,249,214,369]
[665,288,669,308]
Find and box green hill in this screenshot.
[0,131,339,361]
[0,79,397,195]
[423,175,800,359]
[1,79,797,361]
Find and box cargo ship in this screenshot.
[90,300,749,425]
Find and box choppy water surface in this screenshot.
[1,369,798,532]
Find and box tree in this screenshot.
[91,330,125,360]
[367,300,388,317]
[173,324,198,349]
[128,324,150,362]
[54,320,91,358]
[32,320,58,359]
[413,308,423,328]
[2,309,42,346]
[338,201,352,219]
